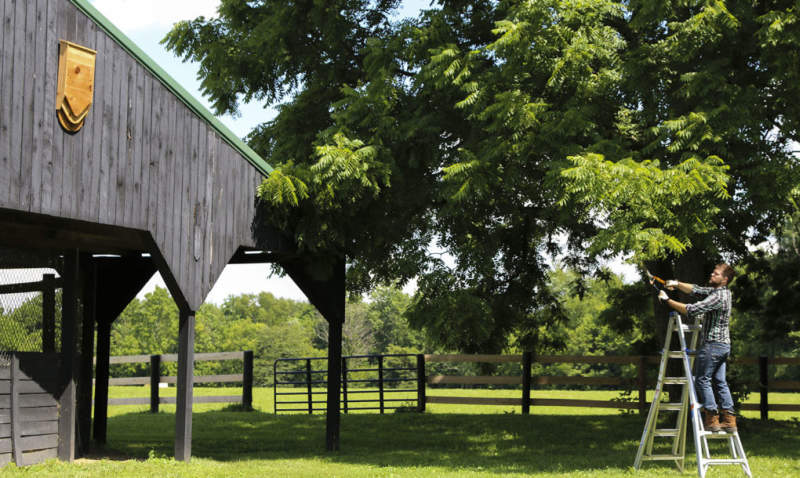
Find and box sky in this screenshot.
[87,0,433,304]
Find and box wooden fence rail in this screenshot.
[274,352,798,418]
[95,351,253,412]
[424,353,800,419]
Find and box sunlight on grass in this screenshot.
[3,386,797,477]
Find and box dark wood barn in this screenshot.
[0,0,345,467]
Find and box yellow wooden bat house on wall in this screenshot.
[56,40,97,133]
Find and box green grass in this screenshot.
[3,387,799,477]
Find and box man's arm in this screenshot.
[684,289,725,317]
[659,288,724,317]
[665,280,694,295]
[658,290,688,315]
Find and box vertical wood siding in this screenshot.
[0,0,265,311]
[0,0,10,202]
[0,355,61,467]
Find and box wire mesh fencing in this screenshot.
[0,268,62,358]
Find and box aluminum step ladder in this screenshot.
[634,312,752,477]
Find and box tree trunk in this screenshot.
[649,250,713,401]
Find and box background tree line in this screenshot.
[105,285,426,386]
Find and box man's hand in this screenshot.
[665,280,679,290]
[658,290,669,302]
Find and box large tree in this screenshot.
[556,0,800,344]
[164,0,799,353]
[561,1,799,269]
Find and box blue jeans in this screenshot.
[694,341,734,412]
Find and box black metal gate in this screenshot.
[273,354,425,414]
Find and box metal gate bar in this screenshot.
[274,354,421,414]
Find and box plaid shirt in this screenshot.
[686,285,732,344]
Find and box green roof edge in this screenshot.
[70,0,273,177]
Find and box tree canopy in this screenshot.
[732,189,800,353]
[164,0,799,353]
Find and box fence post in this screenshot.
[41,274,56,353]
[378,355,385,414]
[10,354,22,466]
[416,354,426,412]
[306,359,313,414]
[341,357,349,414]
[522,351,532,415]
[759,355,768,421]
[273,361,278,414]
[150,354,161,413]
[638,355,647,414]
[242,351,253,411]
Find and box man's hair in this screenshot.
[716,263,735,284]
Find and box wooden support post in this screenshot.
[416,354,426,413]
[522,351,532,415]
[150,354,161,413]
[41,274,56,353]
[93,319,111,444]
[58,251,79,462]
[281,256,345,451]
[242,351,253,411]
[91,253,156,446]
[326,317,343,451]
[638,355,647,415]
[759,355,768,421]
[77,256,96,456]
[175,310,195,462]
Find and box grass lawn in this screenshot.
[2,387,799,477]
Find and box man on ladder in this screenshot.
[658,263,737,433]
[636,263,750,477]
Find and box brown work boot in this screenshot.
[703,409,721,432]
[719,409,737,432]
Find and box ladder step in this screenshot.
[653,428,679,437]
[663,377,688,385]
[674,324,702,332]
[702,430,738,438]
[702,458,749,465]
[642,454,684,461]
[666,351,695,358]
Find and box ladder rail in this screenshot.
[633,315,677,468]
[674,314,708,477]
[677,313,702,472]
[674,313,700,473]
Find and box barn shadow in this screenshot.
[95,409,799,474]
